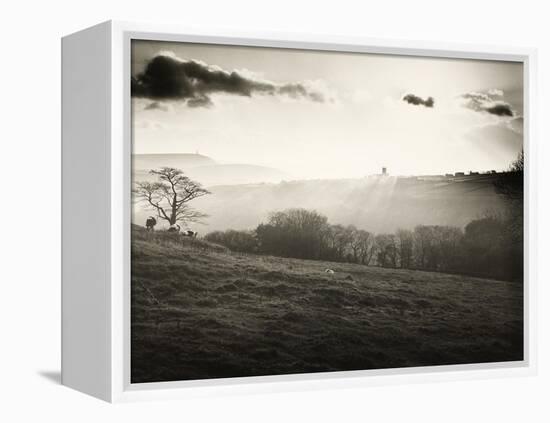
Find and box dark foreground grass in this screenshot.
[131,227,523,383]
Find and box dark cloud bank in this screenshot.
[461,91,514,117]
[132,53,326,108]
[402,94,435,108]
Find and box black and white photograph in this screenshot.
[5,0,550,419]
[130,39,524,384]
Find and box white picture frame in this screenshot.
[61,20,538,403]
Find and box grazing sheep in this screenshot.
[167,223,181,233]
[145,216,157,232]
[324,269,335,274]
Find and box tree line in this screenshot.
[205,209,522,281]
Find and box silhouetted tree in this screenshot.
[494,150,523,204]
[493,151,524,246]
[133,167,210,226]
[396,229,414,268]
[256,209,329,259]
[356,230,376,265]
[331,224,352,261]
[433,226,463,271]
[413,225,433,269]
[375,234,398,267]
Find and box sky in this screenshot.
[131,40,523,179]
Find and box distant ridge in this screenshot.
[133,153,288,187]
[133,153,217,170]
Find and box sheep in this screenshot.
[145,216,157,232]
[324,269,335,274]
[167,223,181,233]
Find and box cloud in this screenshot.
[132,52,330,108]
[402,94,434,108]
[184,95,213,108]
[461,90,514,117]
[507,116,524,134]
[487,88,504,97]
[144,101,171,111]
[484,103,514,117]
[464,123,523,161]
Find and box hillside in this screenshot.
[131,227,523,383]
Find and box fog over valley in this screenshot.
[132,153,507,233]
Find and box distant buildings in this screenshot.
[365,167,498,179]
[442,170,498,178]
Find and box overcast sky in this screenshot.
[131,40,523,178]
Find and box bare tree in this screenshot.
[375,234,397,268]
[334,225,354,261]
[434,226,463,271]
[396,229,413,268]
[348,225,362,262]
[133,167,211,226]
[256,208,329,259]
[356,230,376,265]
[413,225,433,269]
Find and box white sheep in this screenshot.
[167,223,181,233]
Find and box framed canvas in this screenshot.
[61,21,537,402]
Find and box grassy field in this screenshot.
[131,226,523,383]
